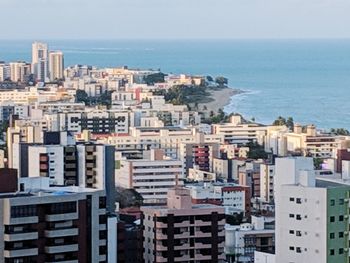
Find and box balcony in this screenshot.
[155,221,167,228]
[99,254,106,261]
[9,216,38,225]
[194,220,212,226]
[4,232,38,242]
[195,254,212,261]
[174,220,190,228]
[155,256,168,262]
[45,228,78,238]
[45,244,78,254]
[155,232,167,240]
[195,231,211,238]
[86,163,95,169]
[4,248,38,258]
[155,243,168,251]
[174,243,190,250]
[45,212,78,222]
[174,254,191,261]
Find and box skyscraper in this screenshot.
[32,42,48,82]
[49,51,64,81]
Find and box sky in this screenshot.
[1,0,350,39]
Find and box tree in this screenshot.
[246,141,268,160]
[206,76,214,82]
[273,116,286,126]
[215,76,228,86]
[144,72,166,85]
[330,128,350,136]
[76,89,88,103]
[286,117,294,130]
[99,91,112,106]
[314,158,323,170]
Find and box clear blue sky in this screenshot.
[1,0,350,39]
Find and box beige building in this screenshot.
[49,51,64,81]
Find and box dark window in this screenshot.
[330,233,335,239]
[339,215,344,222]
[330,216,335,223]
[330,249,335,255]
[11,205,37,218]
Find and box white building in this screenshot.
[32,41,49,82]
[275,157,350,263]
[225,216,275,263]
[117,149,184,204]
[260,163,275,203]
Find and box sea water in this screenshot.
[0,39,349,130]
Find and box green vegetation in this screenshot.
[273,116,294,130]
[153,85,213,106]
[215,76,228,86]
[144,72,167,85]
[76,90,112,107]
[116,187,143,209]
[330,128,350,136]
[206,75,214,82]
[246,141,269,159]
[75,89,89,104]
[313,158,323,169]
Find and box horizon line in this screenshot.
[1,37,350,41]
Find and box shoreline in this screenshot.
[198,87,244,114]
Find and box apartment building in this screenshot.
[225,216,275,263]
[180,142,220,174]
[187,183,251,216]
[77,144,115,213]
[0,175,116,263]
[104,127,223,159]
[239,160,263,199]
[117,149,184,204]
[275,157,350,263]
[44,109,130,134]
[141,187,226,262]
[260,163,275,203]
[212,115,286,146]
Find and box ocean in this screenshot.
[0,39,350,130]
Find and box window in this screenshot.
[330,249,335,255]
[339,232,344,238]
[330,199,335,206]
[330,233,335,239]
[289,214,295,218]
[290,197,295,202]
[289,230,295,234]
[296,214,302,220]
[296,247,302,253]
[339,199,344,205]
[339,215,344,222]
[330,216,335,222]
[296,231,302,237]
[289,246,295,251]
[296,198,302,204]
[339,248,344,254]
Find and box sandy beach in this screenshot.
[198,87,243,114]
